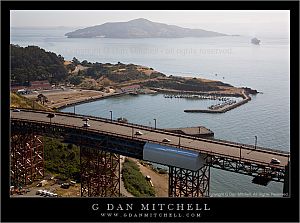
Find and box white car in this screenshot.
[270,158,281,164]
[13,109,21,112]
[162,138,171,143]
[83,123,90,127]
[135,131,143,136]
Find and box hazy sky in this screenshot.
[11,10,290,37]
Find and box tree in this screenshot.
[37,94,48,105]
[68,76,82,85]
[72,57,80,66]
[81,60,89,66]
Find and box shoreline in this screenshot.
[23,84,255,113]
[55,92,126,110]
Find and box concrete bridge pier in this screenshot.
[168,165,210,197]
[80,147,120,197]
[10,133,44,186]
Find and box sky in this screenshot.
[10,10,290,38]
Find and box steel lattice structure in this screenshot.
[169,165,210,197]
[11,133,44,186]
[80,147,120,197]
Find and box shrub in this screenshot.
[122,158,155,197]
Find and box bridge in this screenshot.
[10,109,290,197]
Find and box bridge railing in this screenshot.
[11,117,287,171]
[13,108,290,157]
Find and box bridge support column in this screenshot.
[168,165,210,197]
[10,133,44,186]
[283,161,289,197]
[80,147,120,197]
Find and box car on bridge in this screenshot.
[162,138,171,143]
[270,158,281,164]
[82,118,90,127]
[12,109,21,112]
[83,123,90,127]
[135,131,143,136]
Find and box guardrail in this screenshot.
[11,117,287,170]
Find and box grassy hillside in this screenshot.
[10,92,52,111]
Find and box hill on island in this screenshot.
[65,18,227,38]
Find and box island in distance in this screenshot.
[65,18,229,38]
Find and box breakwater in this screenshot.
[184,91,251,113]
[151,87,244,98]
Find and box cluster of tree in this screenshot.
[43,137,80,182]
[10,44,165,87]
[10,44,68,84]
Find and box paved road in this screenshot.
[11,109,289,169]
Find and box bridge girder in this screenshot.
[10,133,44,186]
[169,165,210,197]
[80,147,120,197]
[206,155,285,183]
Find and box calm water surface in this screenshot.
[11,27,290,196]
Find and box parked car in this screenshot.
[61,183,70,189]
[270,158,281,164]
[12,109,20,112]
[70,181,76,186]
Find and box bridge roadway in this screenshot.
[11,109,290,171]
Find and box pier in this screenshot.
[165,126,214,138]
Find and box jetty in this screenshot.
[184,90,251,113]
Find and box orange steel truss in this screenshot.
[80,147,120,197]
[169,165,210,197]
[10,134,44,186]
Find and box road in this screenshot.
[11,109,289,169]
